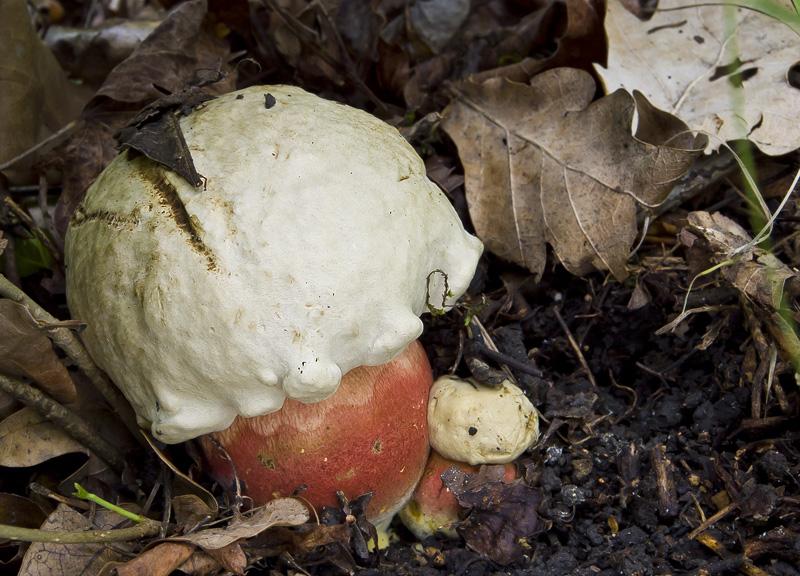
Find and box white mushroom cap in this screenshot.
[65,85,482,443]
[427,376,539,465]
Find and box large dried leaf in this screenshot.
[0,0,85,170]
[0,373,129,476]
[44,19,161,87]
[44,0,234,236]
[0,493,47,528]
[596,0,800,155]
[19,504,137,576]
[0,407,88,467]
[115,499,308,576]
[441,67,706,280]
[0,298,77,403]
[114,542,196,576]
[169,499,309,550]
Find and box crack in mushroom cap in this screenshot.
[65,85,483,443]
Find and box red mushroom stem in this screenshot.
[399,450,518,540]
[198,340,433,539]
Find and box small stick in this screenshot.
[649,443,678,517]
[687,501,738,540]
[0,519,159,544]
[3,197,62,263]
[553,307,597,388]
[0,274,143,444]
[469,316,517,384]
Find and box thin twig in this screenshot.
[552,307,597,388]
[39,173,64,254]
[4,197,62,263]
[0,120,78,173]
[0,518,160,544]
[0,372,125,474]
[687,501,739,540]
[0,274,143,444]
[469,317,518,384]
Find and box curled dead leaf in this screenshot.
[0,299,76,403]
[442,465,547,565]
[441,67,706,280]
[672,211,800,364]
[169,499,309,550]
[19,504,138,575]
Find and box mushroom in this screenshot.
[399,450,517,540]
[197,339,432,544]
[427,375,539,466]
[65,85,483,443]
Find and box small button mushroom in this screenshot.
[65,85,482,443]
[427,375,539,466]
[197,340,432,546]
[399,450,517,540]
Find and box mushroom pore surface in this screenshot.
[65,85,483,443]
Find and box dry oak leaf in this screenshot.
[596,0,800,156]
[441,67,706,280]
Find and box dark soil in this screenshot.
[2,1,800,575]
[344,249,800,576]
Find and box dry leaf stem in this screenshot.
[0,517,159,544]
[0,371,125,473]
[0,273,142,444]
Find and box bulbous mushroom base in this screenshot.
[198,340,433,535]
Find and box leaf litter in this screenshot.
[2,0,800,574]
[597,0,800,155]
[441,67,707,279]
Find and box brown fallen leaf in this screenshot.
[115,541,196,576]
[0,493,47,529]
[203,541,246,575]
[44,19,162,88]
[42,0,235,237]
[19,504,138,576]
[114,499,309,576]
[442,466,547,565]
[597,0,800,156]
[441,67,707,280]
[0,0,86,173]
[0,299,76,403]
[468,0,606,85]
[169,498,309,550]
[172,494,217,533]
